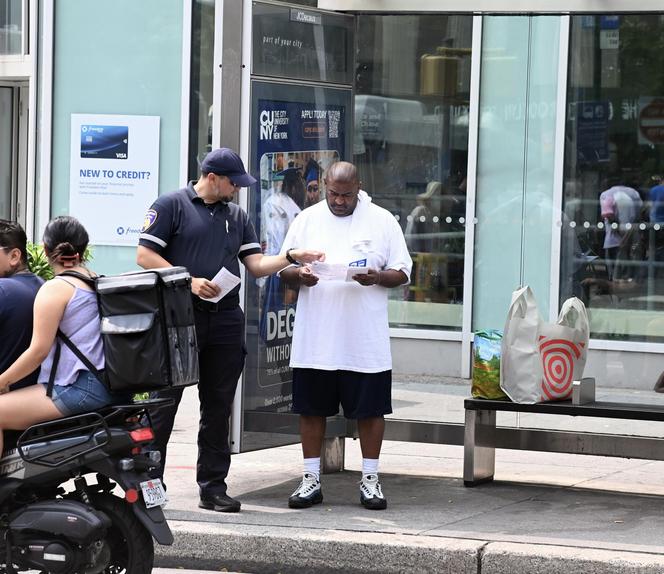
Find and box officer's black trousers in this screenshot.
[149,307,245,497]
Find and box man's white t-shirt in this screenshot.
[280,191,412,373]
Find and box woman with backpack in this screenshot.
[0,216,123,453]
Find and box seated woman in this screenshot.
[0,216,123,454]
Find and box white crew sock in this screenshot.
[362,458,379,478]
[303,457,321,480]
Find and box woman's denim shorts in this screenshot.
[43,370,127,416]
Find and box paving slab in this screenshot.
[482,542,664,574]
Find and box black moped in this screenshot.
[0,398,173,574]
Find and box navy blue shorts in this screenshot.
[292,368,392,419]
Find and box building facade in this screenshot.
[3,0,664,449]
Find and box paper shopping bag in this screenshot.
[471,330,508,399]
[538,297,589,401]
[500,286,543,403]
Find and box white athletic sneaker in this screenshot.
[288,473,323,509]
[360,474,387,510]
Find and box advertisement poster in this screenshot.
[69,114,160,246]
[244,82,351,422]
[576,101,609,163]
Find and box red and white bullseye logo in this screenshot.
[539,337,585,400]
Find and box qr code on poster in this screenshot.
[328,110,340,138]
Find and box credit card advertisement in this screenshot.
[70,114,160,246]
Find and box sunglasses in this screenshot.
[218,174,239,187]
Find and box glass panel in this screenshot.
[473,17,531,330]
[562,15,664,343]
[188,0,215,180]
[474,16,560,331]
[0,0,22,55]
[0,87,12,218]
[354,14,473,330]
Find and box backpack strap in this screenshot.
[58,270,96,290]
[45,341,61,398]
[56,329,104,383]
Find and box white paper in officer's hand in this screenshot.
[308,261,346,281]
[202,267,241,302]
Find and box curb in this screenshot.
[155,521,481,573]
[155,522,664,574]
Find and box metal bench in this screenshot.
[464,382,664,486]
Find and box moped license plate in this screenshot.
[139,478,167,508]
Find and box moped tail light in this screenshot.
[125,488,139,504]
[129,428,154,443]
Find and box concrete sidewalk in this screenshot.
[154,382,664,573]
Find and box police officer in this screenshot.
[137,148,324,513]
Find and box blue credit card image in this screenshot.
[80,125,128,159]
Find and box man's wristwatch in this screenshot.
[285,248,297,264]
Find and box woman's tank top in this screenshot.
[38,277,104,387]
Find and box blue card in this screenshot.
[80,125,128,159]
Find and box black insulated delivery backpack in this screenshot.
[51,267,199,394]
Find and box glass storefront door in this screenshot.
[0,84,27,226]
[0,0,22,55]
[0,86,12,218]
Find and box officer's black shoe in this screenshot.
[198,493,241,513]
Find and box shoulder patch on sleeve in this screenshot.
[142,209,158,232]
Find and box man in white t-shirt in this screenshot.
[279,161,412,511]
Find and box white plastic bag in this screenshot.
[500,286,589,403]
[500,286,542,403]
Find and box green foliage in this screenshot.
[26,242,93,281]
[26,242,54,280]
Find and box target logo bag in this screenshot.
[500,286,589,404]
[538,298,589,401]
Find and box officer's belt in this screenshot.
[192,294,240,313]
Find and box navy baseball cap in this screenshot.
[200,148,257,187]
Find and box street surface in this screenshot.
[152,378,664,573]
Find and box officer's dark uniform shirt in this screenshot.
[0,272,44,389]
[138,182,262,301]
